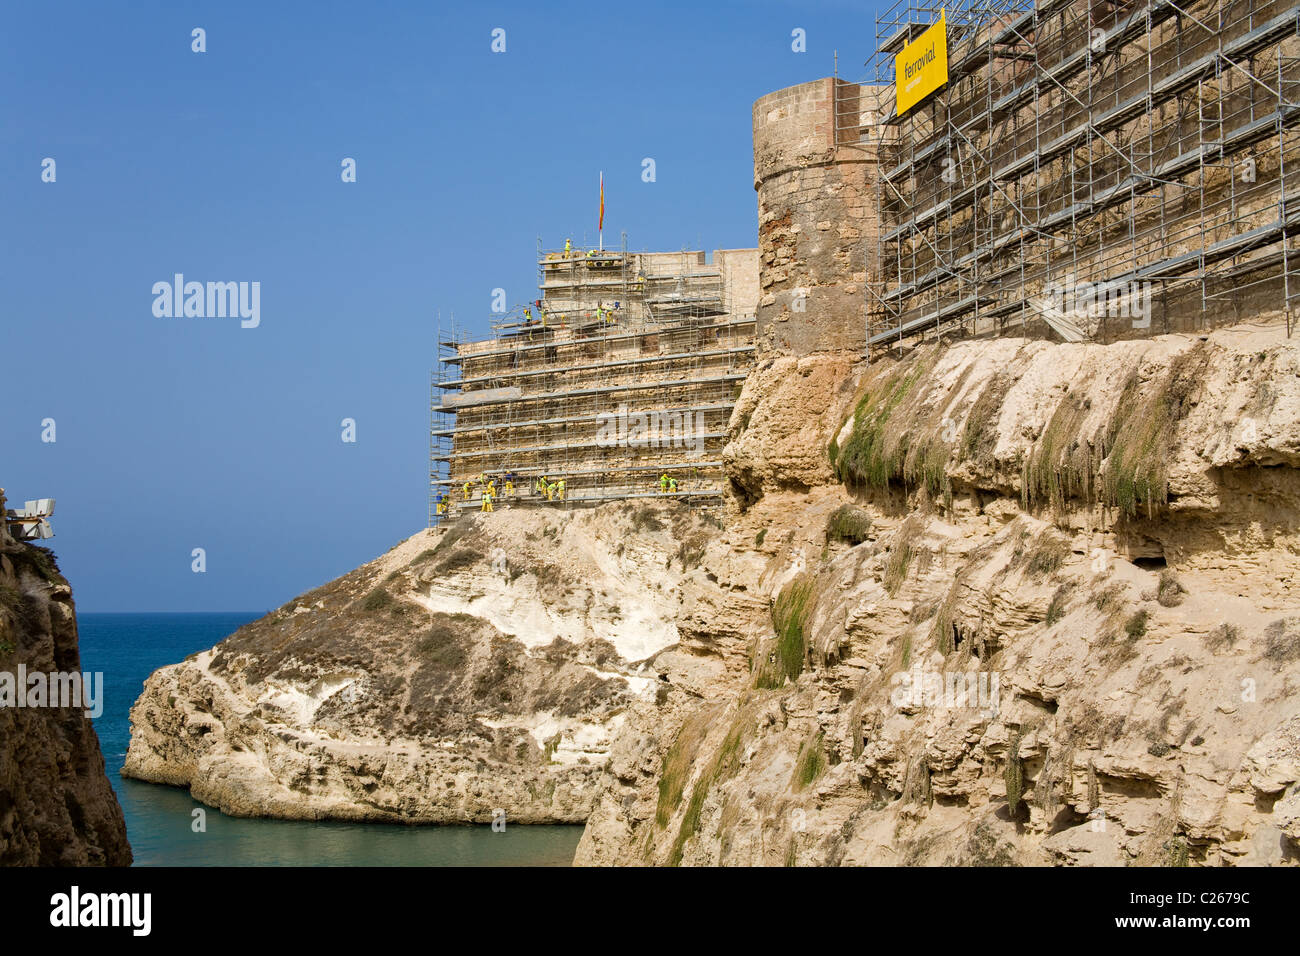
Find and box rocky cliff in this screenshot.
[0,489,132,866]
[124,504,761,823]
[576,324,1300,865]
[125,323,1300,865]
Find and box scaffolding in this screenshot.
[429,241,758,523]
[429,316,467,527]
[868,0,1300,351]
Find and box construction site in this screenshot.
[430,0,1300,521]
[868,0,1300,348]
[430,242,758,521]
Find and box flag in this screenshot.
[599,172,605,232]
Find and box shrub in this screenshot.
[361,588,394,612]
[754,528,767,548]
[1124,609,1150,640]
[1205,622,1240,653]
[1262,618,1300,662]
[11,546,61,584]
[825,505,873,546]
[434,546,480,574]
[1156,570,1186,607]
[1090,583,1126,615]
[418,623,468,669]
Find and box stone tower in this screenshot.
[752,77,885,356]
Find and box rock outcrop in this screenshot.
[124,503,761,823]
[576,324,1300,866]
[0,489,132,866]
[126,323,1300,865]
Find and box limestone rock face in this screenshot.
[576,325,1300,866]
[725,352,861,504]
[122,324,1300,865]
[0,489,132,866]
[124,503,754,824]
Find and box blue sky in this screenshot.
[1,1,877,612]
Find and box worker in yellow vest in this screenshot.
[462,480,472,501]
[659,473,669,494]
[481,488,494,513]
[564,238,572,256]
[557,479,566,500]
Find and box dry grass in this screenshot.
[1204,622,1241,653]
[1156,570,1186,607]
[882,517,924,596]
[1261,618,1300,662]
[791,732,827,791]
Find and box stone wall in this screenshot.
[716,248,760,317]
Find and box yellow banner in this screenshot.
[895,10,949,117]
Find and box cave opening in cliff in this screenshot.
[1131,556,1168,571]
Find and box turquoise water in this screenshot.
[79,612,583,866]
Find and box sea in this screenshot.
[78,612,583,866]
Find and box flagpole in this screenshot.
[599,171,604,252]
